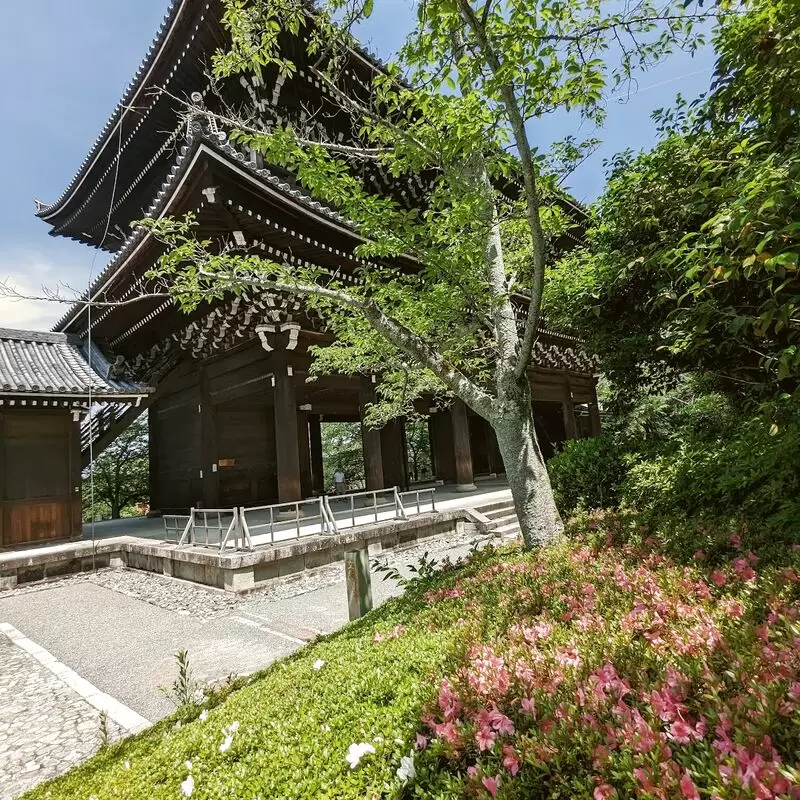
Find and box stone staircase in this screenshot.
[471,498,521,542]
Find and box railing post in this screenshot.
[269,505,275,545]
[325,496,339,534]
[240,508,253,551]
[295,502,300,539]
[374,491,378,523]
[351,495,355,528]
[319,496,325,534]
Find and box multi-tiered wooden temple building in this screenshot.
[27,0,599,529]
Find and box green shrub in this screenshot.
[26,524,800,800]
[620,415,800,538]
[548,433,630,514]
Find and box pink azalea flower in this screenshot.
[733,558,756,581]
[482,775,501,797]
[489,709,515,736]
[680,772,700,800]
[729,533,742,549]
[415,733,429,750]
[668,719,694,745]
[502,744,520,776]
[520,697,535,715]
[475,726,497,751]
[594,784,616,800]
[711,570,726,587]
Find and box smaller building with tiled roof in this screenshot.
[0,328,148,404]
[0,328,150,549]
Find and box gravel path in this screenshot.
[0,636,122,800]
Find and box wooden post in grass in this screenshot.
[345,547,373,620]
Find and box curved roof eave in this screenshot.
[35,0,398,227]
[35,0,193,222]
[52,129,367,334]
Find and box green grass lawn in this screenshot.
[26,513,800,799]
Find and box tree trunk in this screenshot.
[111,499,121,520]
[490,389,563,549]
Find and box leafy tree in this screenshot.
[546,0,800,407]
[406,418,433,483]
[83,417,149,521]
[321,422,365,490]
[146,0,709,548]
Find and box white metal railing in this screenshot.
[163,514,191,544]
[239,496,338,546]
[398,487,437,516]
[174,508,248,551]
[324,487,407,528]
[172,486,437,552]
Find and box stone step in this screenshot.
[482,507,516,522]
[487,513,518,528]
[494,522,522,540]
[471,500,514,515]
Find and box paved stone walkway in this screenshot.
[0,635,123,800]
[0,529,488,797]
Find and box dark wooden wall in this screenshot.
[147,346,600,512]
[0,408,81,547]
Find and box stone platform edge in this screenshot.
[0,509,496,594]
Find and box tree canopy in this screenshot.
[546,0,800,408]
[83,417,149,521]
[147,0,713,547]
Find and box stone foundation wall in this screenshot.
[0,509,494,594]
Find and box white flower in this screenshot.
[322,724,330,732]
[373,735,384,743]
[219,734,234,753]
[199,710,208,722]
[227,721,239,733]
[185,760,192,771]
[313,659,325,671]
[124,760,130,770]
[345,742,376,770]
[181,775,195,797]
[397,752,416,784]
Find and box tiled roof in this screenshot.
[0,328,149,399]
[35,0,396,224]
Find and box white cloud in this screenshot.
[0,254,86,332]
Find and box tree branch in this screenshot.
[457,0,546,380]
[199,268,495,418]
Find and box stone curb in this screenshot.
[0,622,151,734]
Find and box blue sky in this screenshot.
[0,0,716,331]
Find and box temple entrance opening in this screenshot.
[320,421,365,494]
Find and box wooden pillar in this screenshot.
[69,413,82,537]
[562,378,578,441]
[451,400,476,491]
[148,406,160,514]
[273,362,302,504]
[309,414,325,495]
[200,369,219,509]
[359,377,384,491]
[297,411,313,498]
[381,418,408,490]
[589,381,602,438]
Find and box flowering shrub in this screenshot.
[414,515,800,798]
[26,515,799,800]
